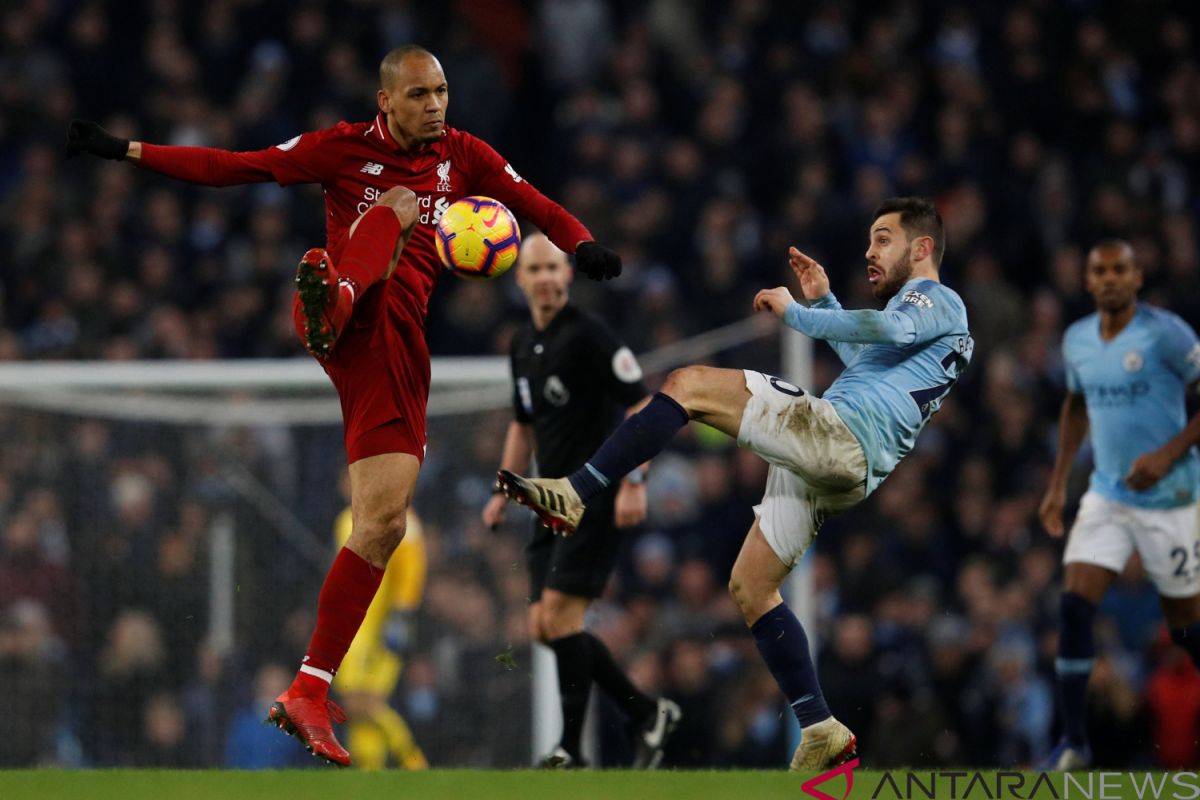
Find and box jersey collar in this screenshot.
[371,112,446,157]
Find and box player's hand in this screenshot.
[575,241,622,281]
[1125,449,1173,491]
[753,286,796,318]
[482,490,508,531]
[383,610,416,657]
[65,119,129,161]
[615,480,646,528]
[788,247,831,300]
[1038,489,1066,537]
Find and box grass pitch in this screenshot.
[1,768,1176,800]
[4,770,801,800]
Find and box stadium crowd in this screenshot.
[2,0,1200,769]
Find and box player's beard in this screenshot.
[1095,289,1135,314]
[874,250,914,300]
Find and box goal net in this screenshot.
[0,317,795,769]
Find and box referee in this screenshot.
[482,233,681,768]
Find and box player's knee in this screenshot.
[539,596,585,639]
[352,508,408,564]
[728,574,751,616]
[528,607,548,644]
[378,509,408,551]
[379,186,418,229]
[728,573,772,623]
[660,366,702,410]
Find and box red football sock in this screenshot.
[289,547,384,699]
[337,204,403,292]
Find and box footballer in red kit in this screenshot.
[66,44,622,767]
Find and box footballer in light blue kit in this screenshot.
[497,198,971,772]
[1040,240,1200,771]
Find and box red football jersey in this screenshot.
[138,113,591,326]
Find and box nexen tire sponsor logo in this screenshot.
[1083,380,1151,406]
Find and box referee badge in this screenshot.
[612,347,643,383]
[1123,350,1143,373]
[544,375,570,406]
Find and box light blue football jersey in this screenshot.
[1063,304,1200,509]
[783,278,973,494]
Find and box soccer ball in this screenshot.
[435,196,522,280]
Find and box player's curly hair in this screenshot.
[873,197,945,266]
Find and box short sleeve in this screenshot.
[586,319,647,406]
[509,347,533,423]
[1063,332,1082,393]
[1159,313,1200,384]
[892,284,958,344]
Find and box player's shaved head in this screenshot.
[377,45,447,150]
[380,45,439,89]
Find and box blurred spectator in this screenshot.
[86,609,170,765]
[137,692,193,767]
[224,662,310,769]
[0,509,77,644]
[1145,633,1200,769]
[0,600,67,766]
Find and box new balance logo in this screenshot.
[360,162,384,175]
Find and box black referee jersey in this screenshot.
[510,304,648,477]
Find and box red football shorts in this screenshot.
[293,283,430,465]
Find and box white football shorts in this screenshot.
[1064,490,1200,598]
[737,370,868,568]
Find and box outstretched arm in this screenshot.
[466,134,620,280]
[757,249,953,346]
[754,286,935,346]
[67,119,328,187]
[782,303,924,345]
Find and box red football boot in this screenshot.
[267,689,352,767]
[294,248,355,358]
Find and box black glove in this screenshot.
[66,119,129,161]
[574,241,622,281]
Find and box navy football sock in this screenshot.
[1056,592,1096,747]
[567,392,689,501]
[1170,623,1200,670]
[548,632,594,759]
[583,632,657,723]
[751,602,831,728]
